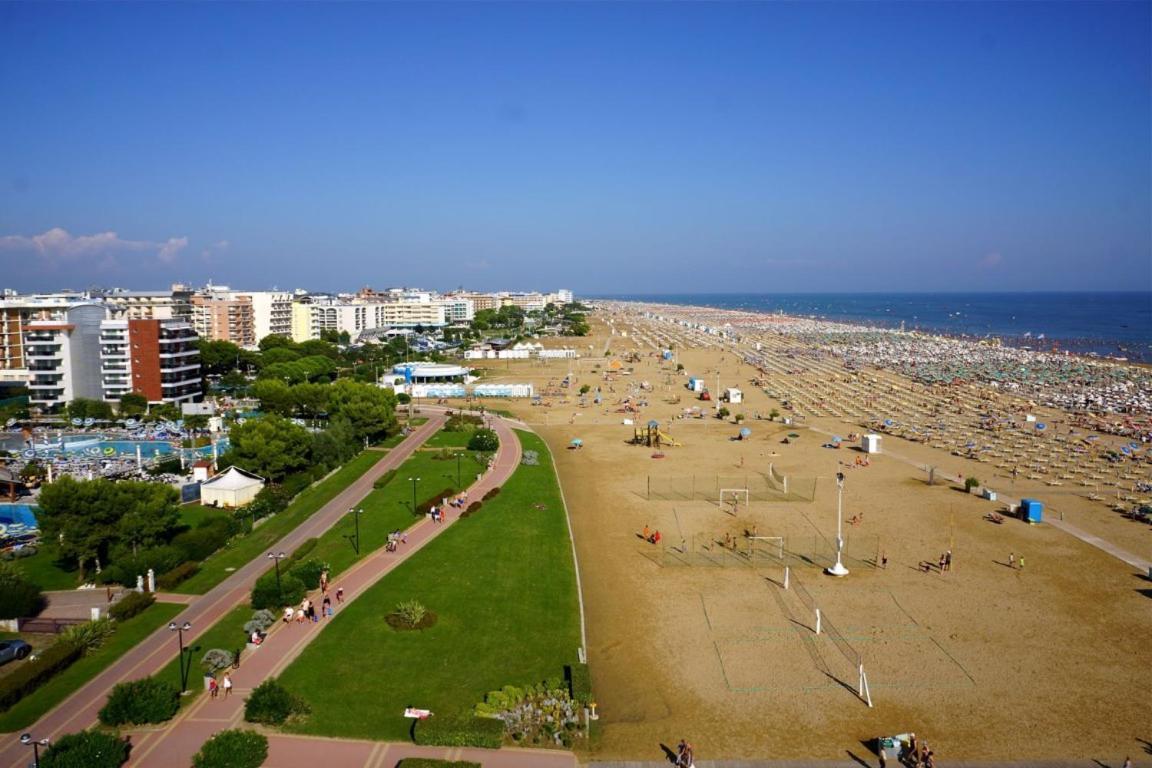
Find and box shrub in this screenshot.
[157,561,201,590]
[566,663,592,706]
[0,561,45,619]
[250,572,305,610]
[415,715,504,748]
[247,609,277,632]
[964,476,981,491]
[396,392,411,404]
[0,639,84,711]
[59,618,115,653]
[99,545,184,587]
[415,488,457,517]
[243,677,310,725]
[39,729,128,768]
[172,516,238,561]
[460,502,482,518]
[98,676,180,726]
[467,428,499,452]
[287,558,327,592]
[109,591,155,622]
[482,487,501,501]
[192,729,268,768]
[201,648,235,675]
[373,469,398,490]
[397,761,481,768]
[717,406,730,420]
[768,408,780,420]
[386,601,437,631]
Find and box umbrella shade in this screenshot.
[570,439,583,446]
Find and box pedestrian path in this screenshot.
[0,415,446,768]
[124,414,549,767]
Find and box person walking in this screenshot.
[209,677,219,699]
[336,587,344,604]
[1018,555,1025,571]
[944,550,952,572]
[222,673,233,698]
[1008,552,1015,569]
[878,745,887,768]
[881,551,888,569]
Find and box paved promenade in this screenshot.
[0,414,446,768]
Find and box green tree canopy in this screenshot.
[261,347,301,366]
[0,561,45,619]
[117,392,148,417]
[227,415,312,481]
[197,340,245,377]
[249,379,294,416]
[66,398,113,421]
[326,380,398,441]
[258,334,294,351]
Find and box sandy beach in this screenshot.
[454,302,1151,762]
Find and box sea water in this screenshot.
[596,292,1152,363]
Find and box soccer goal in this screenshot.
[719,488,749,515]
[747,535,785,560]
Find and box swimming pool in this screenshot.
[0,504,39,536]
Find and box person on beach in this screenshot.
[938,553,946,573]
[1018,555,1025,570]
[944,550,952,571]
[1009,552,1015,568]
[881,552,888,569]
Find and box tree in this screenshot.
[258,334,294,352]
[249,379,294,416]
[261,347,301,366]
[192,729,268,768]
[197,340,245,377]
[310,416,357,472]
[467,428,499,452]
[228,415,312,481]
[326,380,398,441]
[216,370,249,394]
[66,398,113,421]
[117,392,148,417]
[114,483,181,557]
[0,561,45,619]
[292,382,330,419]
[296,339,340,360]
[39,730,129,768]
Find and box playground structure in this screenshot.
[633,419,682,448]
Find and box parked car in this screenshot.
[0,639,31,666]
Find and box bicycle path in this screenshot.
[0,415,446,768]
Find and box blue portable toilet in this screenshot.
[1019,498,1043,523]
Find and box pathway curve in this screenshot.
[0,414,446,768]
[124,414,575,768]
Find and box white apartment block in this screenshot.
[437,298,475,324]
[247,291,293,343]
[24,304,106,410]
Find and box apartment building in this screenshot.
[191,292,256,348]
[247,291,293,342]
[98,287,193,321]
[24,304,106,410]
[100,319,201,404]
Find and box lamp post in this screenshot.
[349,507,364,554]
[409,476,420,514]
[19,733,49,767]
[454,452,462,488]
[168,620,193,693]
[267,552,286,603]
[826,472,849,577]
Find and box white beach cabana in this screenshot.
[200,466,265,508]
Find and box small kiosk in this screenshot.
[1019,498,1043,523]
[861,434,882,454]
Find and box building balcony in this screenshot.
[25,346,62,357]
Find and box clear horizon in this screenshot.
[1,1,1149,295]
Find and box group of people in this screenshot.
[386,528,408,552]
[208,673,232,699]
[673,739,694,767]
[641,525,662,545]
[881,732,934,768]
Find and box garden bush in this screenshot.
[108,591,155,622]
[192,729,268,768]
[244,677,310,725]
[482,487,501,501]
[172,516,239,561]
[466,428,499,452]
[0,561,45,619]
[59,618,115,653]
[287,558,327,592]
[964,476,981,491]
[459,502,482,518]
[201,648,235,675]
[39,729,128,768]
[0,639,84,711]
[373,469,398,489]
[156,561,201,590]
[245,609,277,634]
[98,676,180,726]
[250,572,305,610]
[566,663,592,705]
[397,761,480,768]
[414,715,504,749]
[415,488,457,517]
[99,545,184,587]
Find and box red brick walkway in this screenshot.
[0,415,447,768]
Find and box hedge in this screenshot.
[0,639,84,711]
[482,487,501,501]
[415,488,457,517]
[192,729,268,768]
[373,469,398,489]
[39,729,129,768]
[98,676,180,726]
[287,558,326,592]
[108,590,155,621]
[397,761,481,768]
[244,677,310,725]
[156,561,200,590]
[0,561,46,619]
[414,716,504,749]
[459,501,482,518]
[251,572,305,610]
[171,516,239,561]
[566,663,592,705]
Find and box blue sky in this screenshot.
[1,1,1149,295]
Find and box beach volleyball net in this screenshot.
[660,532,879,571]
[645,472,817,502]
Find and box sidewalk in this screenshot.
[125,414,536,767]
[0,415,446,768]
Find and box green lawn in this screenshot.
[175,451,385,594]
[11,546,80,591]
[278,430,580,741]
[0,602,184,731]
[178,503,231,531]
[422,429,475,449]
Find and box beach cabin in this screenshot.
[861,434,883,454]
[200,466,265,509]
[1019,498,1043,523]
[687,377,706,393]
[723,388,743,404]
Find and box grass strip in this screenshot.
[0,602,184,732]
[175,451,385,594]
[279,430,580,741]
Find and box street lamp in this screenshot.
[267,552,287,604]
[19,733,49,767]
[349,507,365,554]
[408,476,421,513]
[168,620,194,693]
[825,472,849,577]
[454,452,462,488]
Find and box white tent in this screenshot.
[200,466,265,508]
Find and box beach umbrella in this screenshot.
[739,427,752,439]
[570,438,583,447]
[70,418,82,426]
[1036,423,1046,431]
